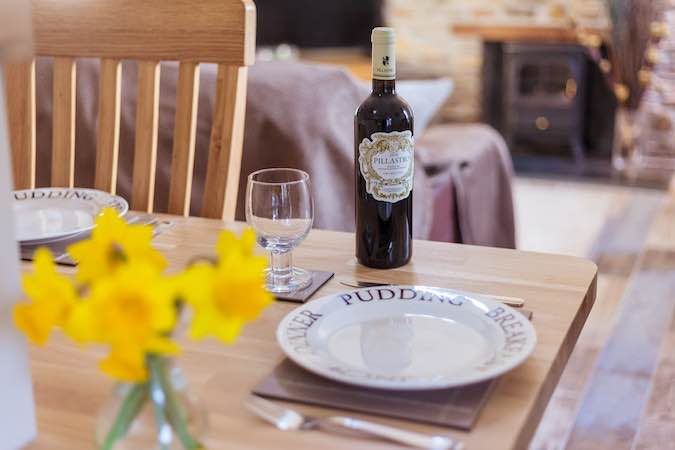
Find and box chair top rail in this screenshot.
[31,0,256,65]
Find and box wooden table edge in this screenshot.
[514,269,598,448]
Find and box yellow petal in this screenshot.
[215,230,237,261]
[240,227,257,254]
[16,247,78,344]
[99,349,148,382]
[13,304,52,345]
[32,247,55,272]
[146,336,180,356]
[68,240,113,283]
[179,263,215,307]
[214,318,243,344]
[64,300,101,344]
[92,208,127,239]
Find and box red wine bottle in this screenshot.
[355,27,414,268]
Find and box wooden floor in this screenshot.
[514,177,675,450]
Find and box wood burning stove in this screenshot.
[482,41,616,176]
[503,43,588,170]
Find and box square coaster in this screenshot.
[274,271,334,303]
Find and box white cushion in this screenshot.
[397,78,454,134]
[360,77,454,135]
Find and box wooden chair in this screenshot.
[2,0,255,220]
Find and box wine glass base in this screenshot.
[265,267,312,294]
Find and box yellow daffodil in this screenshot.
[68,208,166,284]
[13,248,78,344]
[66,263,179,382]
[180,229,272,344]
[16,222,272,387]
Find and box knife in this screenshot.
[338,279,525,308]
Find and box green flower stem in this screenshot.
[156,357,204,450]
[148,356,171,450]
[101,383,148,450]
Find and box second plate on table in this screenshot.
[13,188,128,244]
[277,285,537,390]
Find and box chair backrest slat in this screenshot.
[5,0,255,218]
[168,61,200,216]
[202,64,248,220]
[2,62,35,189]
[51,57,76,187]
[94,58,122,193]
[131,60,160,212]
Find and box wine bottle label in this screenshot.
[358,130,414,203]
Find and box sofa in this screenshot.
[33,59,516,248]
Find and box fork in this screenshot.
[245,395,463,449]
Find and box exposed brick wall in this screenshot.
[385,0,608,122]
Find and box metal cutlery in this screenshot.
[245,395,463,450]
[338,278,525,308]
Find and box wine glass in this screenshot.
[246,168,314,293]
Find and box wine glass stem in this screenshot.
[270,250,293,288]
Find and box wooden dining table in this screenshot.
[23,213,597,450]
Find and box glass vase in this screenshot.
[612,106,643,173]
[96,356,208,450]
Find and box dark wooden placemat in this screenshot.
[253,358,494,430]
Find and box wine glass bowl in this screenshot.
[246,168,314,293]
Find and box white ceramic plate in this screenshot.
[277,286,537,390]
[13,188,128,243]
